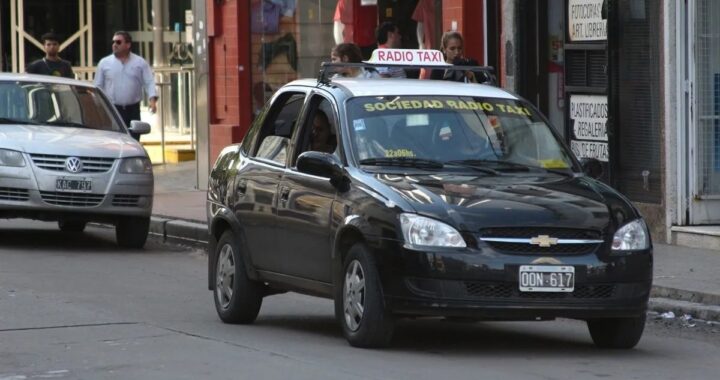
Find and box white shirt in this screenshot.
[94,53,158,106]
[376,66,407,78]
[333,68,381,79]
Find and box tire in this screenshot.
[587,314,646,349]
[334,243,394,348]
[115,216,150,249]
[58,220,86,232]
[213,231,263,324]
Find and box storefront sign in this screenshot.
[568,0,607,41]
[570,94,608,162]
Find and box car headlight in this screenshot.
[612,219,650,251]
[119,157,152,174]
[400,213,466,249]
[0,149,26,167]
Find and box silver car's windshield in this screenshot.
[346,95,576,171]
[0,81,124,132]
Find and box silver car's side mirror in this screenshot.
[129,120,152,135]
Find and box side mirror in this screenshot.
[580,158,603,179]
[129,120,151,135]
[297,151,344,183]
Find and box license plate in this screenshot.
[56,178,92,193]
[519,265,575,292]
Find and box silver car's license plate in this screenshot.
[519,265,574,292]
[56,178,92,193]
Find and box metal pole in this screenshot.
[18,0,24,72]
[10,0,17,72]
[152,0,164,66]
[87,0,93,68]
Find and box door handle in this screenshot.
[280,187,290,202]
[236,179,247,194]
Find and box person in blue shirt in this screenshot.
[94,31,158,141]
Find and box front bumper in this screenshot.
[0,163,153,222]
[374,241,653,320]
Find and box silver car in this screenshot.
[0,74,153,248]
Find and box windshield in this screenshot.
[0,81,124,132]
[346,95,576,172]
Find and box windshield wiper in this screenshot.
[359,157,444,169]
[0,117,39,125]
[454,159,573,176]
[450,159,529,172]
[445,160,499,175]
[44,120,88,129]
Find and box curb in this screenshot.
[648,297,720,323]
[149,216,208,245]
[149,214,719,322]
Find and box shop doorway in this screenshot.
[516,0,566,137]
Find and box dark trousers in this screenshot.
[114,102,141,141]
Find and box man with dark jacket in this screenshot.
[26,32,74,78]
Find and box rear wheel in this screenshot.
[115,216,150,249]
[587,314,646,349]
[214,231,263,324]
[334,243,394,348]
[58,220,86,232]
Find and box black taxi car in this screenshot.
[206,53,652,348]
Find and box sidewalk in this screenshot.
[150,161,720,322]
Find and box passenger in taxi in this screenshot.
[310,110,337,154]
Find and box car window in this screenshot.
[345,95,576,170]
[252,91,306,166]
[256,135,290,165]
[294,95,338,163]
[0,81,124,131]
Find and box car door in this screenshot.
[275,93,340,282]
[233,89,307,274]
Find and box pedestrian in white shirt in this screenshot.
[94,31,158,141]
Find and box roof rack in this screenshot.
[317,62,497,86]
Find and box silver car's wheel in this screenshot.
[216,244,235,310]
[212,231,263,324]
[343,259,366,332]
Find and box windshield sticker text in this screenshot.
[385,149,415,158]
[363,100,532,116]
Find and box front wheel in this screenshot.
[587,314,646,349]
[334,243,394,348]
[115,216,150,249]
[214,231,263,324]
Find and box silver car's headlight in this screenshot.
[400,213,466,249]
[0,149,26,167]
[119,157,152,174]
[612,219,650,251]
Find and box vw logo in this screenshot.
[65,157,83,173]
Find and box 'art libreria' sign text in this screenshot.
[568,0,607,41]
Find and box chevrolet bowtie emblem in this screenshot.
[529,235,559,247]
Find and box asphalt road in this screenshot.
[0,220,718,380]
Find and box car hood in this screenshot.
[0,124,145,158]
[371,172,637,232]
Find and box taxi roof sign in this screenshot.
[366,49,449,67]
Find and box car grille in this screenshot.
[30,154,115,173]
[112,194,140,207]
[464,282,616,299]
[40,191,105,207]
[478,227,603,255]
[0,187,30,201]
